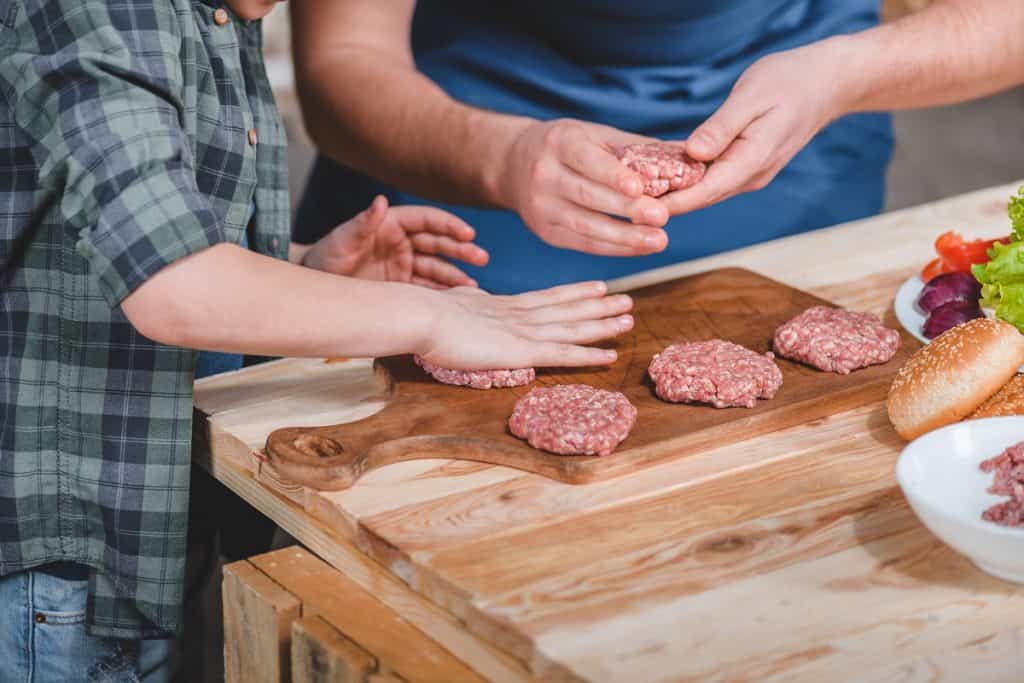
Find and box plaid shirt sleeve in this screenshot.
[1,0,226,306]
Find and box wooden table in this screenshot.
[196,182,1024,683]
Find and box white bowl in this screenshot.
[896,417,1024,583]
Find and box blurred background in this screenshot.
[261,0,1024,222]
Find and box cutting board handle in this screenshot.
[264,427,366,490]
[264,422,603,491]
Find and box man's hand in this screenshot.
[662,39,854,216]
[501,119,674,256]
[300,195,489,288]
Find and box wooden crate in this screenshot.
[223,546,485,683]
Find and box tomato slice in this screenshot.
[934,231,965,256]
[934,232,971,271]
[926,232,1011,278]
[921,257,947,282]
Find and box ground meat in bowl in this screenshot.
[980,440,1024,527]
[508,384,637,457]
[414,356,535,389]
[648,340,782,408]
[773,306,900,374]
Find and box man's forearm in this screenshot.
[296,43,530,209]
[122,244,437,359]
[841,0,1024,113]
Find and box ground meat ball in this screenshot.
[508,384,637,457]
[648,340,783,408]
[773,306,901,374]
[980,440,1024,527]
[414,356,535,390]
[616,143,706,197]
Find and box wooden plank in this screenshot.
[357,405,886,557]
[291,615,376,683]
[852,626,1023,683]
[223,560,302,683]
[468,491,919,674]
[264,269,918,491]
[413,443,910,662]
[250,547,487,683]
[719,605,1024,683]
[527,532,1019,682]
[205,459,532,683]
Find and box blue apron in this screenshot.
[296,0,892,294]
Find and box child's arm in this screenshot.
[121,243,632,369]
[2,2,629,370]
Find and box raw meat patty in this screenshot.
[616,143,706,197]
[980,440,1024,527]
[414,356,535,389]
[508,384,637,457]
[648,340,783,408]
[773,306,900,374]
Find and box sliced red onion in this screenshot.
[923,299,984,339]
[917,272,982,314]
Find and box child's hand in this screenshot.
[417,281,634,369]
[301,195,489,288]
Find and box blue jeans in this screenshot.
[0,565,173,682]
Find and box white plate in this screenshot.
[893,275,930,344]
[896,417,1024,583]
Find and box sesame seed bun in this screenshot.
[887,318,1024,440]
[970,373,1024,418]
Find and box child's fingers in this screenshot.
[413,256,478,288]
[364,194,390,226]
[389,206,476,241]
[409,233,489,266]
[525,343,618,368]
[501,281,608,309]
[525,315,634,344]
[519,294,633,325]
[344,194,389,240]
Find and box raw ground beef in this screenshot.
[414,356,535,389]
[980,440,1024,527]
[616,143,706,197]
[508,384,637,457]
[773,306,900,374]
[648,340,783,408]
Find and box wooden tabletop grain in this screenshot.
[194,181,1024,683]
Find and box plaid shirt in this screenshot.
[0,0,289,638]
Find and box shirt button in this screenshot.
[270,237,280,249]
[213,8,230,25]
[247,128,258,147]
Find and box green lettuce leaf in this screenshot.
[973,239,1024,330]
[968,187,1024,331]
[1011,186,1024,241]
[974,240,1024,286]
[990,283,1024,330]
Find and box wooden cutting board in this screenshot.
[265,267,919,490]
